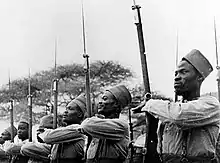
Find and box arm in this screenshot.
[142,96,220,129]
[40,124,84,144]
[21,142,51,160]
[81,116,129,140]
[4,144,22,155]
[3,136,26,155]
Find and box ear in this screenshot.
[197,75,204,83]
[77,111,83,119]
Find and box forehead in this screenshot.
[176,60,196,72]
[2,131,10,135]
[66,102,78,108]
[101,91,115,99]
[18,122,28,128]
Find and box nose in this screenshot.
[99,101,103,104]
[174,72,181,81]
[64,110,68,114]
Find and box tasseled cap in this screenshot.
[67,94,87,114]
[182,49,213,78]
[19,114,29,125]
[5,126,17,137]
[106,85,132,108]
[39,115,54,129]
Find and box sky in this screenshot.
[0,0,220,98]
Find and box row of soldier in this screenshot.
[0,49,220,163]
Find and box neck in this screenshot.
[106,112,120,119]
[182,89,200,101]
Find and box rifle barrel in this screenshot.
[8,71,14,142]
[9,100,14,142]
[81,0,92,117]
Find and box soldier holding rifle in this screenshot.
[139,49,220,163]
[78,85,131,163]
[39,94,87,163]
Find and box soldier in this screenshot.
[1,126,17,143]
[79,85,131,163]
[0,126,17,163]
[39,94,87,163]
[141,49,220,162]
[4,115,30,163]
[21,114,54,163]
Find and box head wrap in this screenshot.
[67,94,87,114]
[182,49,213,78]
[5,126,17,137]
[38,115,53,129]
[19,114,29,125]
[106,85,132,108]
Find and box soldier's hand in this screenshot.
[95,114,105,119]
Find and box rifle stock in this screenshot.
[132,2,160,163]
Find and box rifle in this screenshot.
[214,17,220,102]
[53,39,58,129]
[8,71,15,143]
[174,30,179,102]
[132,1,160,162]
[81,0,92,118]
[27,68,33,141]
[81,0,92,160]
[128,105,134,163]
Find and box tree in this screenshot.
[0,60,133,107]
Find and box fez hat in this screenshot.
[38,115,54,129]
[19,114,29,125]
[5,126,17,136]
[67,94,87,114]
[106,85,132,108]
[182,49,213,78]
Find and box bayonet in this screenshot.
[81,0,92,117]
[53,39,58,129]
[27,68,33,141]
[8,70,14,143]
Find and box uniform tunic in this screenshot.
[40,124,85,163]
[142,95,220,162]
[21,142,51,163]
[80,116,129,163]
[4,135,29,163]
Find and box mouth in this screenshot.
[62,115,67,119]
[174,83,182,88]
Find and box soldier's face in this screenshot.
[63,103,80,125]
[174,60,200,95]
[1,131,11,141]
[17,122,29,141]
[97,91,117,116]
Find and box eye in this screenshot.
[67,106,74,110]
[182,70,188,74]
[102,96,108,101]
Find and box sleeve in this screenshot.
[3,136,25,155]
[142,96,220,129]
[0,148,8,158]
[80,116,129,140]
[21,142,51,160]
[4,144,22,155]
[40,125,84,144]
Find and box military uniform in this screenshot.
[81,117,129,163]
[142,50,220,163]
[40,124,85,163]
[21,115,55,163]
[80,85,132,163]
[4,115,30,163]
[39,94,88,163]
